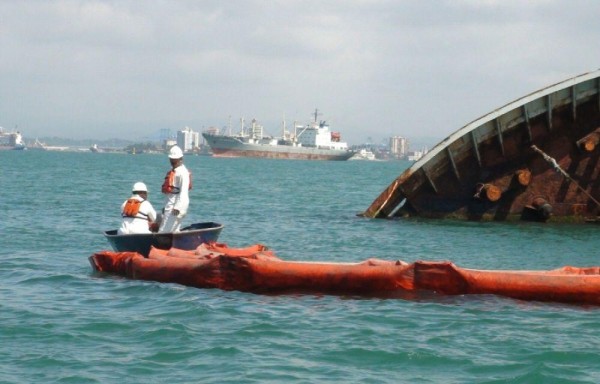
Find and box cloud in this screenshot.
[1,0,599,146]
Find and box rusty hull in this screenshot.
[363,70,600,222]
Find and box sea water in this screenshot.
[1,150,599,383]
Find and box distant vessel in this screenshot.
[349,148,377,161]
[29,138,47,151]
[29,138,69,151]
[202,110,354,161]
[0,128,26,150]
[90,144,102,153]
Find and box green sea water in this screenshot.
[1,150,600,383]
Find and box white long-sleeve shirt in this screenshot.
[163,163,190,215]
[118,195,157,234]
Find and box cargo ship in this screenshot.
[0,128,26,150]
[202,110,354,161]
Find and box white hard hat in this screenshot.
[132,182,148,193]
[168,145,184,159]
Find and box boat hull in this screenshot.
[103,222,224,257]
[89,244,600,305]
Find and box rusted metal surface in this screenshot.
[515,169,532,186]
[577,127,600,152]
[363,69,600,222]
[474,183,502,202]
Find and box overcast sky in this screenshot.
[1,0,599,146]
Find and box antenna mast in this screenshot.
[313,108,321,123]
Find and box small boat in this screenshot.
[349,148,377,161]
[90,144,101,153]
[103,222,224,257]
[90,243,600,305]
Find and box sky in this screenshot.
[1,0,599,147]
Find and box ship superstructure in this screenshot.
[0,128,26,150]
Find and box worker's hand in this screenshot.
[173,209,180,217]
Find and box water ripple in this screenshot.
[2,152,600,383]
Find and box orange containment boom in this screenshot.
[89,243,600,305]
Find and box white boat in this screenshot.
[29,138,47,150]
[349,148,377,161]
[90,144,101,153]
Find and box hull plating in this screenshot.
[364,70,600,222]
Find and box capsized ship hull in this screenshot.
[202,133,354,161]
[363,69,600,222]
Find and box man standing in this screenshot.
[118,182,157,234]
[159,145,191,233]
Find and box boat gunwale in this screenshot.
[103,221,224,240]
[103,222,224,256]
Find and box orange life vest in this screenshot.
[122,198,149,219]
[162,169,192,194]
